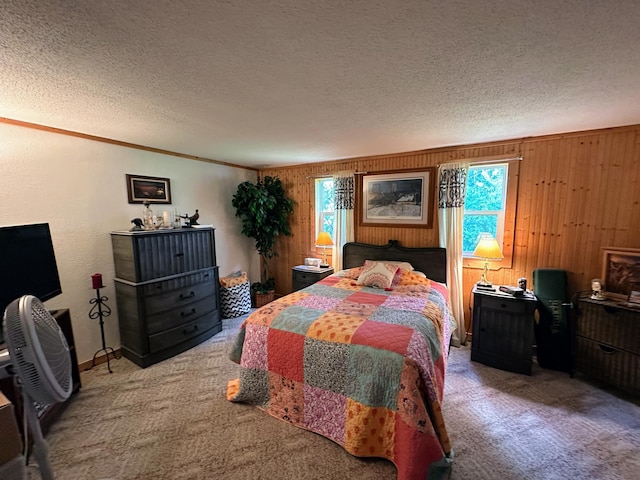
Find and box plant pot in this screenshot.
[253,290,275,308]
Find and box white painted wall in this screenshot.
[0,123,259,364]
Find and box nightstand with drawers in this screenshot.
[292,266,334,292]
[471,286,538,375]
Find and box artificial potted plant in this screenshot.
[232,175,295,307]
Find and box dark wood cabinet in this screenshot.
[471,287,538,375]
[110,228,221,368]
[0,308,81,443]
[292,266,334,292]
[574,297,640,395]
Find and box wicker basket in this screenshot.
[253,290,275,308]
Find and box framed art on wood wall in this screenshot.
[126,174,172,204]
[601,247,640,300]
[357,168,435,228]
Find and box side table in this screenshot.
[292,266,334,292]
[471,286,538,375]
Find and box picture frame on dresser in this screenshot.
[623,283,640,308]
[601,247,640,300]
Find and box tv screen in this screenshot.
[0,223,63,345]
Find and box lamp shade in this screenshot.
[315,231,334,246]
[473,234,503,260]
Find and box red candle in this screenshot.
[91,273,103,289]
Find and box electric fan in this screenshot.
[0,295,72,480]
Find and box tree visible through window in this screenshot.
[315,178,334,239]
[463,164,508,255]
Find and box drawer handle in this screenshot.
[175,252,185,257]
[179,291,195,300]
[603,306,619,314]
[181,308,196,318]
[183,325,199,335]
[598,344,616,355]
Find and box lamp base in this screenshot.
[320,263,330,268]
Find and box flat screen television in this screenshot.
[0,223,63,346]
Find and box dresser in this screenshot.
[110,228,221,367]
[291,266,334,291]
[471,287,538,375]
[574,297,640,395]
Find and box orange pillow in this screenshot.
[356,261,399,289]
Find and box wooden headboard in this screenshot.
[342,240,447,284]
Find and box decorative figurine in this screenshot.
[130,218,144,231]
[590,278,605,300]
[189,209,200,225]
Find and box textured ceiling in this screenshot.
[1,0,640,168]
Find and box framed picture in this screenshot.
[357,168,435,228]
[626,284,640,306]
[601,247,640,300]
[126,174,172,204]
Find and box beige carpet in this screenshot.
[28,315,640,479]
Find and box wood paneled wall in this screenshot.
[260,125,640,329]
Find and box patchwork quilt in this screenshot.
[227,268,455,480]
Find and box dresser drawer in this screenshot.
[574,336,640,395]
[144,271,216,316]
[293,270,316,285]
[478,295,529,315]
[576,302,640,354]
[147,296,218,334]
[291,267,333,292]
[148,310,219,353]
[112,229,216,282]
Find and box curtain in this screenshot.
[332,171,355,270]
[438,162,469,346]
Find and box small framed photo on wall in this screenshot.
[126,174,172,204]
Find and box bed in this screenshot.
[227,240,454,479]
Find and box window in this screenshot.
[463,160,519,269]
[463,164,508,254]
[315,178,334,239]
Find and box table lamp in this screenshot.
[473,233,503,287]
[315,231,333,267]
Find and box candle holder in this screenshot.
[87,284,120,373]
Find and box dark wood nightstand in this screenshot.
[471,286,538,375]
[292,266,334,292]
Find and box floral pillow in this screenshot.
[356,260,399,289]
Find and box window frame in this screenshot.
[463,159,520,270]
[314,177,335,240]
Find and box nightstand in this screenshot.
[292,266,334,292]
[471,286,538,375]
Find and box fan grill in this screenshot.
[4,296,72,404]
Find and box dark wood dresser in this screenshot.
[574,297,640,395]
[471,286,538,375]
[110,228,221,367]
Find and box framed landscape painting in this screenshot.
[357,168,435,228]
[601,247,640,300]
[126,174,172,204]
